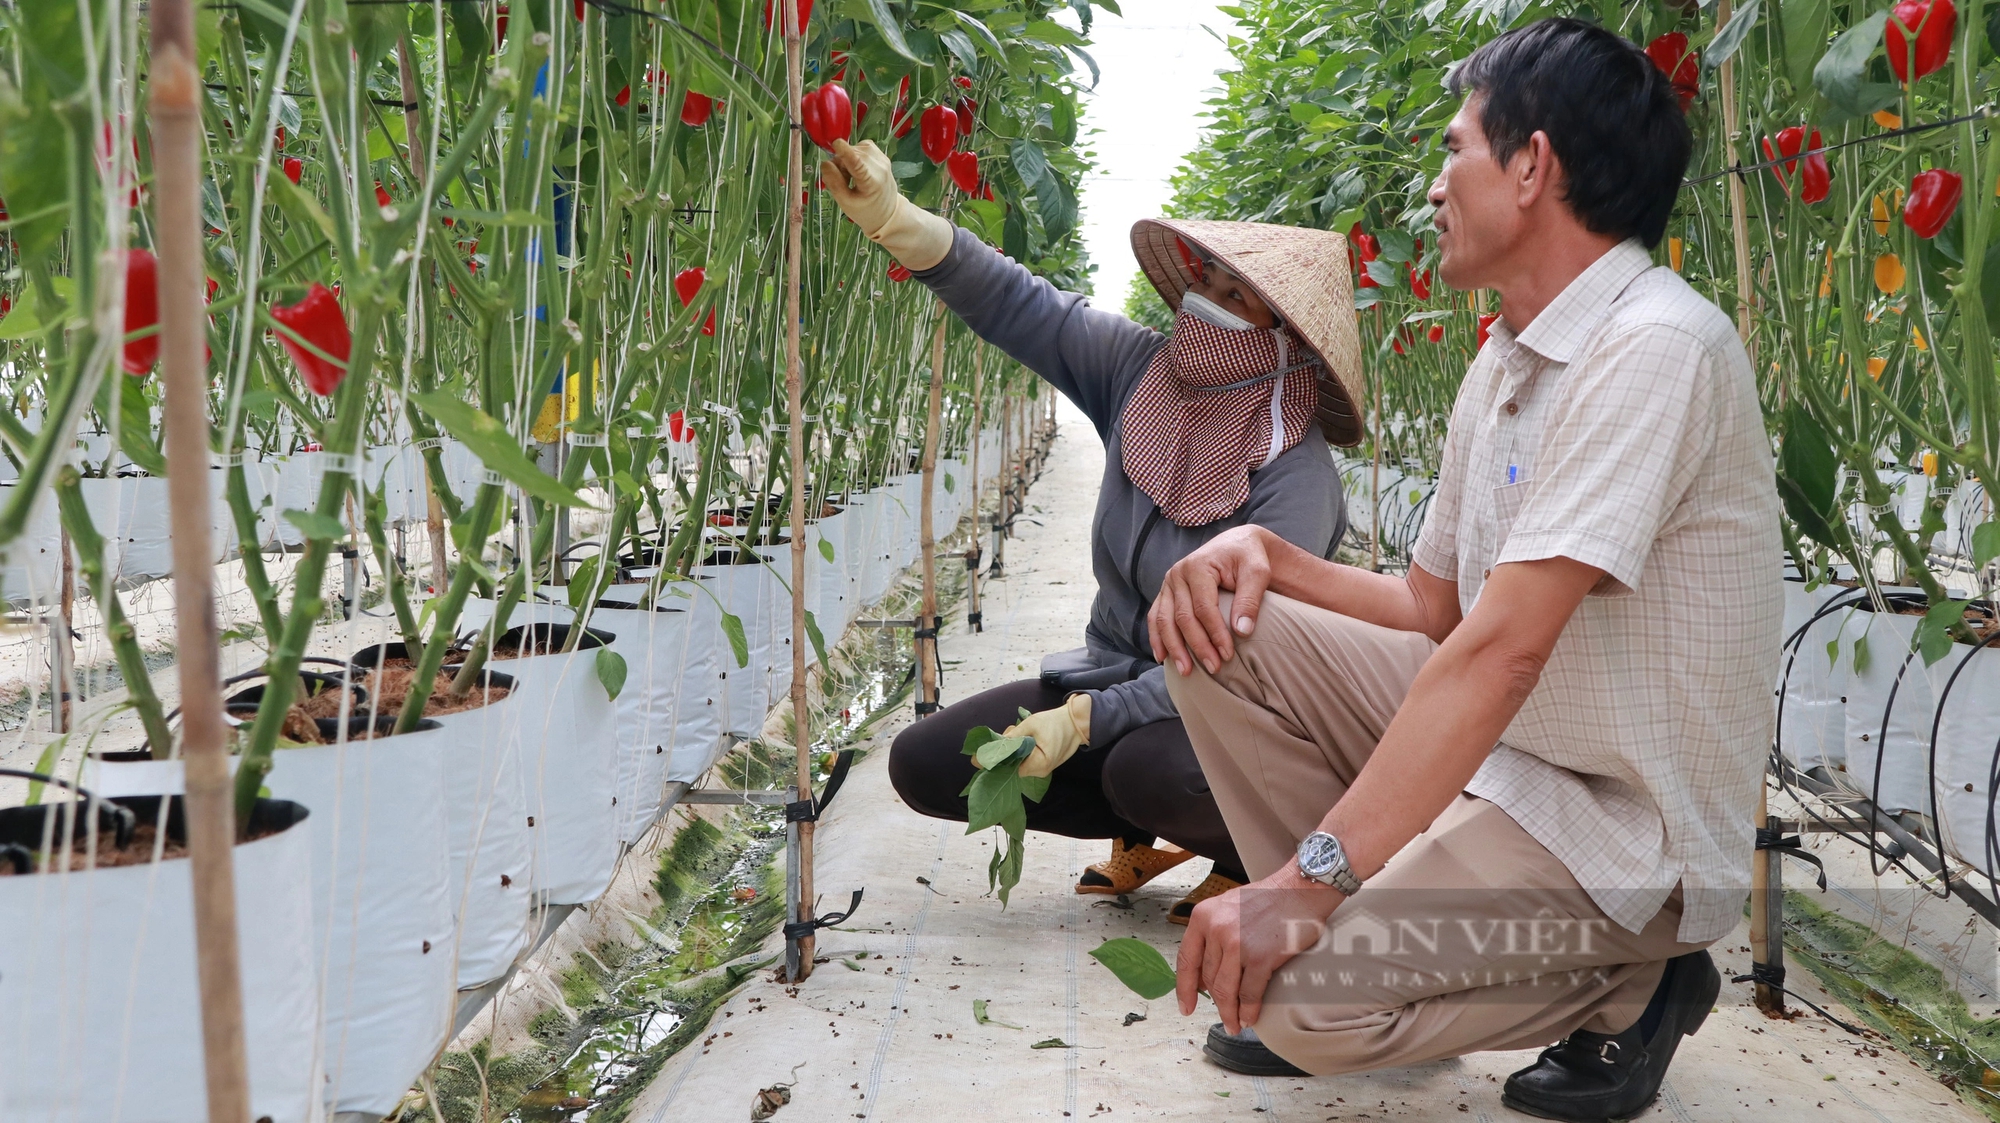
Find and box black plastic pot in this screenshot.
[0,794,309,873]
[482,622,615,657]
[348,643,518,720]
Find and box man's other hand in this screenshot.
[1176,865,1342,1034]
[1149,525,1273,676]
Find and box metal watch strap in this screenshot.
[1299,830,1363,895]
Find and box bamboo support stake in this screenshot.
[917,310,949,713]
[1714,0,1780,1017]
[150,2,252,1118]
[781,0,816,983]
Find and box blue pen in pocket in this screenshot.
[1507,464,1517,485]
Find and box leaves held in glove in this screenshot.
[1089,937,1178,1000]
[960,725,1051,906]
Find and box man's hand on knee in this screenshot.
[1150,526,1274,676]
[1176,869,1341,1034]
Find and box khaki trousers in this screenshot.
[1166,593,1708,1076]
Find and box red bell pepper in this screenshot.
[1761,127,1830,203]
[668,409,695,443]
[495,5,507,50]
[283,156,303,186]
[1426,324,1444,344]
[573,0,585,19]
[1902,168,1963,238]
[681,91,715,128]
[887,263,913,283]
[375,182,392,208]
[891,76,914,137]
[1348,223,1381,288]
[1886,0,1955,83]
[956,97,977,136]
[800,82,852,149]
[1409,265,1431,301]
[674,266,716,336]
[271,283,351,396]
[122,248,160,376]
[1644,33,1699,111]
[946,151,980,194]
[1477,313,1499,348]
[919,105,959,164]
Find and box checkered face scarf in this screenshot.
[1120,307,1321,528]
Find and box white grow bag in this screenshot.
[350,645,535,990]
[0,795,323,1123]
[1842,602,1935,817]
[1776,583,1866,777]
[802,511,857,635]
[688,563,781,740]
[87,738,456,1119]
[1929,638,2000,879]
[598,578,732,786]
[458,601,621,906]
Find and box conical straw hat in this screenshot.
[1131,218,1364,446]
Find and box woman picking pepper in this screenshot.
[821,138,1363,920]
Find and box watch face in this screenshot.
[1298,832,1341,877]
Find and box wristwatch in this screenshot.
[1296,830,1363,895]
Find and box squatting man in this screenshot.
[1149,19,1779,1123]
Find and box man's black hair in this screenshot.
[1447,18,1691,249]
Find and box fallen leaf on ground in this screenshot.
[973,998,1023,1029]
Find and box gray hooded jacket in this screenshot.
[915,227,1347,745]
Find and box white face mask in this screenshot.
[1180,291,1257,332]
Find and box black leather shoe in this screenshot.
[1203,1023,1308,1077]
[1501,949,1721,1121]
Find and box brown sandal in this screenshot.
[1074,838,1197,895]
[1169,869,1246,924]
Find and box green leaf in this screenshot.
[1375,229,1415,264]
[943,472,955,494]
[861,0,925,65]
[1010,139,1052,190]
[1702,0,1760,72]
[817,537,836,563]
[804,608,830,670]
[974,733,1032,771]
[972,998,1023,1029]
[1815,11,1898,119]
[719,611,749,668]
[965,768,1026,836]
[413,390,595,509]
[284,508,348,542]
[1029,1037,1070,1049]
[1852,633,1872,675]
[567,555,602,611]
[1089,937,1178,999]
[1916,598,1969,666]
[116,375,167,477]
[0,274,74,342]
[25,736,65,806]
[1036,172,1079,244]
[1973,521,2000,567]
[1777,404,1842,550]
[595,647,627,700]
[1781,0,1831,89]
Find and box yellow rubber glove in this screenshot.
[1005,694,1092,780]
[820,138,954,271]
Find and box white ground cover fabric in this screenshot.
[0,799,323,1123]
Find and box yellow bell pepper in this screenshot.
[1874,252,1905,294]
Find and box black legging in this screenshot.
[887,678,1247,882]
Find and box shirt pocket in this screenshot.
[1491,479,1533,552]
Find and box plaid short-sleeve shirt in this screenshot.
[1411,239,1783,943]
